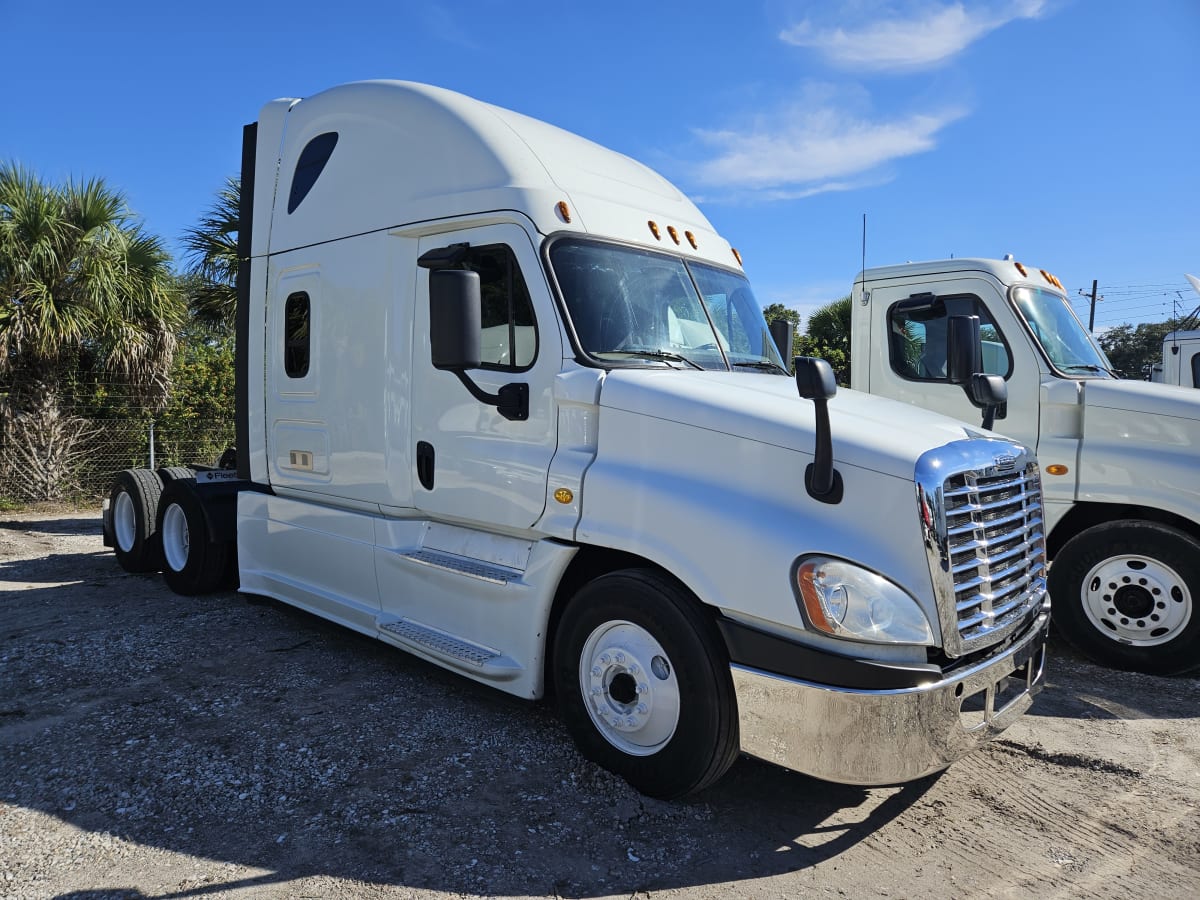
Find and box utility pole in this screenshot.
[1078,280,1101,331]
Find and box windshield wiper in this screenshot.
[1060,363,1116,376]
[596,349,705,370]
[732,360,789,375]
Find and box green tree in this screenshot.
[1098,318,1187,379]
[182,176,240,333]
[797,295,852,385]
[761,302,800,328]
[0,163,181,499]
[155,331,236,466]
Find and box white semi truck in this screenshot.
[103,82,1049,798]
[852,258,1200,675]
[1148,275,1199,387]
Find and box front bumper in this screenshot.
[731,613,1048,785]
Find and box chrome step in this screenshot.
[379,618,522,679]
[401,548,521,584]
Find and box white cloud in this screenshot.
[780,1,1046,71]
[690,92,967,199]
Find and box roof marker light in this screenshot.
[648,220,661,240]
[1014,261,1028,277]
[556,201,571,223]
[685,230,698,249]
[667,225,680,245]
[732,248,743,266]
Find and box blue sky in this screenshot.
[4,0,1198,330]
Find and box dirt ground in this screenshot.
[1,507,1198,900]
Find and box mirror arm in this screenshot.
[452,372,529,422]
[794,357,844,504]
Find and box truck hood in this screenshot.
[1081,378,1200,420]
[599,369,995,480]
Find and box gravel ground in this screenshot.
[2,506,1199,899]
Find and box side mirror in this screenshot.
[428,268,527,421]
[948,314,1006,430]
[430,270,482,371]
[769,319,794,363]
[794,357,842,504]
[947,315,981,386]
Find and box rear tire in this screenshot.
[1049,520,1200,675]
[158,466,195,484]
[157,480,230,596]
[109,469,163,573]
[553,569,740,799]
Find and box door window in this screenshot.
[461,244,537,371]
[888,295,1011,381]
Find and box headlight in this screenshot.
[793,556,935,645]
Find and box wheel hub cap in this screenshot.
[1082,554,1192,646]
[580,621,679,756]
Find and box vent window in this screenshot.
[284,292,310,378]
[287,132,338,214]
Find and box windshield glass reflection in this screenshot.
[549,239,786,373]
[1011,286,1114,376]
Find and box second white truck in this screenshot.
[853,258,1200,675]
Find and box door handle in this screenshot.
[416,441,435,491]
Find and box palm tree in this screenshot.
[182,176,239,333]
[0,162,181,499]
[798,295,853,384]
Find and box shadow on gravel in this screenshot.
[0,516,102,536]
[1,517,1194,899]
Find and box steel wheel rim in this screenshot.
[161,503,190,573]
[1081,554,1192,647]
[113,490,137,553]
[579,620,679,756]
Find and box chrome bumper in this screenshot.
[731,613,1048,785]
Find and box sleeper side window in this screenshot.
[888,295,1011,381]
[462,244,537,371]
[288,132,339,214]
[1191,352,1200,389]
[284,292,310,378]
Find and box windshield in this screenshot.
[549,238,786,373]
[1011,286,1114,376]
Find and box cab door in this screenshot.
[865,276,1043,450]
[410,224,561,532]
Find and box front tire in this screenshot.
[553,569,740,799]
[1049,521,1200,675]
[156,480,231,596]
[109,469,164,573]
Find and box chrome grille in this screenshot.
[917,443,1048,657]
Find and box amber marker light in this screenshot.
[554,488,574,504]
[556,201,571,223]
[1014,261,1028,277]
[1045,464,1069,476]
[648,220,661,240]
[795,560,836,633]
[685,231,698,249]
[667,225,680,245]
[732,248,743,266]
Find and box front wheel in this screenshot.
[156,480,231,596]
[552,569,740,799]
[1048,521,1200,675]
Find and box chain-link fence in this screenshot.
[0,385,233,504]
